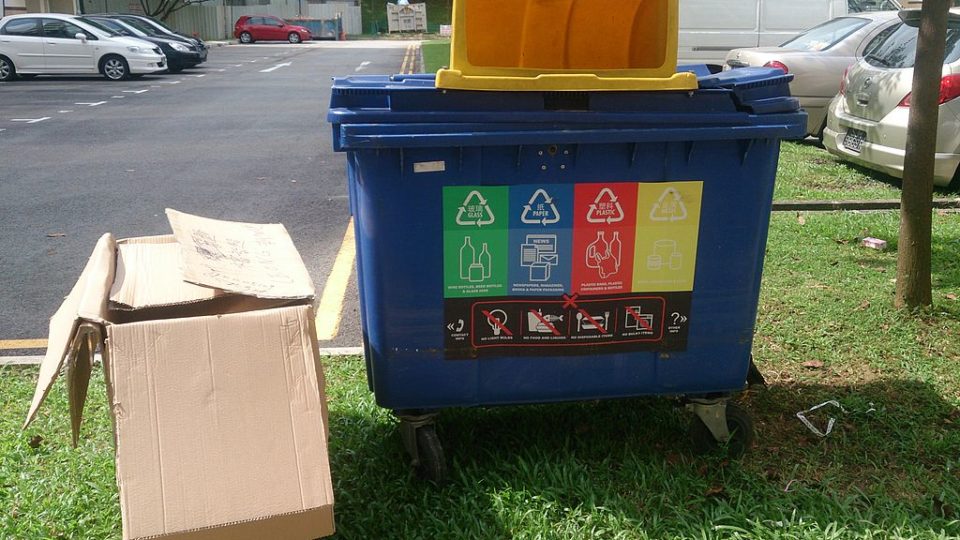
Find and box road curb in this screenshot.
[1,347,366,366]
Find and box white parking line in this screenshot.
[111,96,125,99]
[355,61,371,72]
[260,62,291,73]
[216,69,226,72]
[11,117,50,124]
[58,110,72,113]
[123,89,149,94]
[192,74,206,78]
[165,80,181,85]
[75,101,106,107]
[232,64,243,67]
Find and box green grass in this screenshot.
[421,39,451,73]
[4,210,959,539]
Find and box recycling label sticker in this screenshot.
[443,181,702,359]
[443,186,509,298]
[508,185,573,296]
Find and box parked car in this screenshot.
[0,13,166,81]
[92,13,207,64]
[678,0,902,66]
[80,15,202,73]
[234,15,311,44]
[824,9,960,188]
[724,11,900,137]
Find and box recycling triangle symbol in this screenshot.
[520,189,561,226]
[586,188,625,224]
[649,188,688,222]
[455,190,496,227]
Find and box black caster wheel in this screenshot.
[414,425,448,485]
[689,402,755,457]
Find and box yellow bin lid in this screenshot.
[436,0,697,92]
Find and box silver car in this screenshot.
[824,9,960,189]
[725,11,901,138]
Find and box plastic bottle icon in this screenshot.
[610,232,622,265]
[585,231,621,279]
[459,237,475,280]
[479,243,492,279]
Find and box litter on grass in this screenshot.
[796,400,846,437]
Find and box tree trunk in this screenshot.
[895,0,952,309]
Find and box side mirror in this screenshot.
[75,32,88,43]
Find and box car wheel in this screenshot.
[288,32,302,44]
[101,55,130,81]
[949,165,960,193]
[0,56,16,82]
[240,31,253,44]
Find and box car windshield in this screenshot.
[79,17,127,36]
[780,17,871,51]
[848,0,901,12]
[74,17,120,37]
[119,17,163,36]
[864,22,960,68]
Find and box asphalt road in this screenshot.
[0,41,412,351]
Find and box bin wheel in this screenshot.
[414,425,447,484]
[689,402,754,457]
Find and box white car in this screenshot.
[724,11,901,138]
[824,9,960,189]
[0,13,166,81]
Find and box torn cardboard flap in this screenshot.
[166,209,315,300]
[25,233,115,433]
[110,236,223,310]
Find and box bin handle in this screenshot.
[337,121,805,149]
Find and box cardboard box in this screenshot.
[24,210,335,540]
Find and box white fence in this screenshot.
[83,0,360,41]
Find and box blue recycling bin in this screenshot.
[328,68,805,478]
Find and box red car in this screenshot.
[234,15,311,44]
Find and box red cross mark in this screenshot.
[562,293,580,310]
[480,310,513,337]
[528,309,562,336]
[624,306,653,332]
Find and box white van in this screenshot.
[678,0,901,66]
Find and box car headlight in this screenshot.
[127,46,142,53]
[170,42,189,52]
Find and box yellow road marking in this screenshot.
[315,219,356,341]
[0,339,47,351]
[400,43,412,75]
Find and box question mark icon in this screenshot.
[671,312,682,325]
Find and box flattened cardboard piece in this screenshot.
[166,209,315,300]
[110,236,223,310]
[106,305,333,540]
[25,233,116,429]
[66,324,100,446]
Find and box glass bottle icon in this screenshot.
[610,231,622,266]
[459,237,475,280]
[479,243,491,279]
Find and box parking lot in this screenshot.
[0,40,415,354]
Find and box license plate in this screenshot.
[843,129,866,153]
